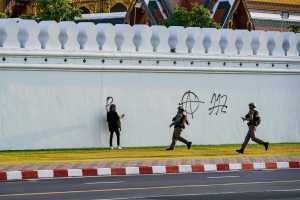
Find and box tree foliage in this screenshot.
[289,25,300,33]
[19,14,35,20]
[36,0,81,22]
[164,5,219,28]
[0,12,7,19]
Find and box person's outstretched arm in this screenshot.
[120,114,125,119]
[169,122,175,128]
[242,113,250,121]
[185,119,189,126]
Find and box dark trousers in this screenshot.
[241,125,265,150]
[169,128,189,149]
[109,129,120,147]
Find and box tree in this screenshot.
[19,14,35,20]
[36,0,81,22]
[0,12,7,19]
[164,5,219,28]
[289,25,300,33]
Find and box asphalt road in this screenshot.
[0,169,300,200]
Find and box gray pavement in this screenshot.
[0,169,300,200]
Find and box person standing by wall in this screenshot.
[106,104,125,150]
[236,103,269,154]
[166,106,192,150]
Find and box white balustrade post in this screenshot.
[38,21,60,50]
[96,23,116,52]
[150,25,169,53]
[58,21,78,50]
[115,24,135,52]
[132,25,152,53]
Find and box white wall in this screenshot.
[0,69,299,150]
[0,19,300,150]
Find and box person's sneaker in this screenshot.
[236,149,244,154]
[187,142,192,149]
[110,146,114,150]
[264,142,269,151]
[166,147,174,151]
[118,146,122,150]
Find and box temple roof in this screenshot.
[247,0,300,6]
[246,0,300,14]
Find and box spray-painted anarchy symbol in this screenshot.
[180,90,205,118]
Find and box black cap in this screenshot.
[248,102,256,108]
[178,106,184,111]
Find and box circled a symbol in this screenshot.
[180,90,205,118]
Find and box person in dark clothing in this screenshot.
[107,104,124,150]
[166,106,192,150]
[236,103,269,154]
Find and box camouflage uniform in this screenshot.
[237,103,269,154]
[167,107,192,150]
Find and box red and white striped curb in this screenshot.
[1,161,299,181]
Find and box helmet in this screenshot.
[248,102,256,108]
[178,106,184,112]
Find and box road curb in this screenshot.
[1,161,299,181]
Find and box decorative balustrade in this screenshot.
[0,19,299,57]
[0,19,299,72]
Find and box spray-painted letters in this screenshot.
[180,91,229,117]
[208,93,228,115]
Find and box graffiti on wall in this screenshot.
[179,91,229,117]
[208,93,228,116]
[179,90,205,118]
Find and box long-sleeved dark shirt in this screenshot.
[107,111,120,131]
[172,113,189,129]
[245,110,261,126]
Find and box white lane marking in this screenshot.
[84,181,124,185]
[208,175,240,179]
[92,188,300,200]
[106,192,237,200]
[269,188,300,192]
[92,192,237,200]
[1,179,300,197]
